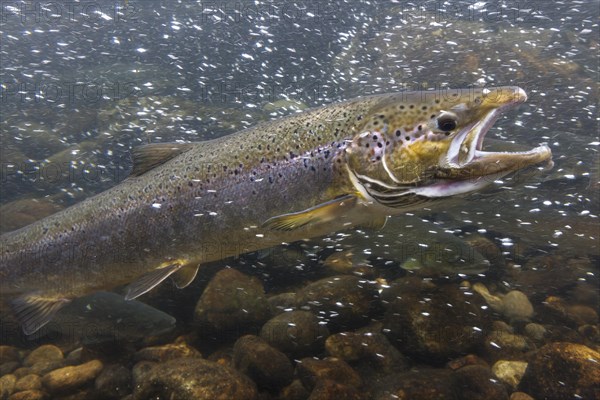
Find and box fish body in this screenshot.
[0,87,552,334]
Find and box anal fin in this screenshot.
[11,293,71,335]
[171,264,200,289]
[125,262,183,300]
[262,195,358,231]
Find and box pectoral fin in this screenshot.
[262,195,358,231]
[171,264,200,289]
[125,262,183,300]
[11,293,71,335]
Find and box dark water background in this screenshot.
[0,0,598,394]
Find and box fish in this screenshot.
[0,86,552,334]
[36,291,176,346]
[322,215,490,277]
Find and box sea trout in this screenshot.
[0,87,552,334]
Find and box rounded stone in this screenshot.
[518,342,600,399]
[452,365,509,400]
[491,360,528,390]
[41,359,103,394]
[94,364,132,399]
[260,311,330,357]
[193,268,271,334]
[7,390,46,400]
[297,357,362,392]
[295,275,378,331]
[232,335,293,390]
[132,357,257,400]
[14,374,42,392]
[0,374,17,398]
[307,379,363,400]
[23,345,63,367]
[134,340,202,362]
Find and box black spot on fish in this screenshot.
[373,135,378,140]
[409,105,414,109]
[377,142,383,148]
[418,125,422,131]
[357,115,363,121]
[422,105,427,110]
[395,129,401,137]
[406,136,411,141]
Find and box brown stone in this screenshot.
[23,345,63,367]
[42,360,103,394]
[14,374,42,392]
[8,390,47,400]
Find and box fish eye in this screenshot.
[437,116,457,132]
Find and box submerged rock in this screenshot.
[325,331,409,373]
[0,374,17,398]
[232,335,293,390]
[260,311,329,357]
[94,364,132,399]
[383,282,490,363]
[307,379,363,400]
[132,357,257,400]
[24,345,63,367]
[41,360,103,395]
[134,339,202,362]
[370,368,456,399]
[492,360,528,390]
[194,268,270,335]
[519,342,600,399]
[295,275,378,332]
[452,365,509,400]
[297,357,362,392]
[472,283,534,322]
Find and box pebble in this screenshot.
[509,392,534,400]
[232,335,293,390]
[30,360,65,376]
[94,364,132,399]
[0,374,17,398]
[41,359,103,394]
[23,345,63,367]
[260,311,329,357]
[519,342,600,399]
[297,357,362,392]
[370,369,455,399]
[7,390,46,400]
[134,339,202,362]
[472,283,533,321]
[193,268,271,334]
[543,296,599,327]
[325,331,409,373]
[491,360,528,389]
[132,357,257,400]
[295,275,378,331]
[14,374,42,392]
[524,323,546,341]
[484,330,532,362]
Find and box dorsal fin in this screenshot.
[130,143,195,176]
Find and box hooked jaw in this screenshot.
[416,86,552,197]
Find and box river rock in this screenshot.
[0,374,17,398]
[295,276,378,331]
[509,392,534,400]
[94,364,132,399]
[268,292,297,316]
[24,345,63,367]
[29,360,65,376]
[542,296,599,327]
[132,357,257,400]
[325,331,409,373]
[370,369,456,399]
[194,268,270,334]
[307,379,363,400]
[14,374,42,392]
[519,342,600,399]
[232,335,293,390]
[260,311,329,357]
[383,282,491,363]
[279,379,310,400]
[134,339,202,362]
[297,357,362,392]
[483,330,532,362]
[492,360,528,390]
[0,362,20,376]
[7,390,46,400]
[453,365,509,400]
[41,359,103,394]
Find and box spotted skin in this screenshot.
[0,87,551,334]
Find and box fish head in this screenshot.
[344,86,552,210]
